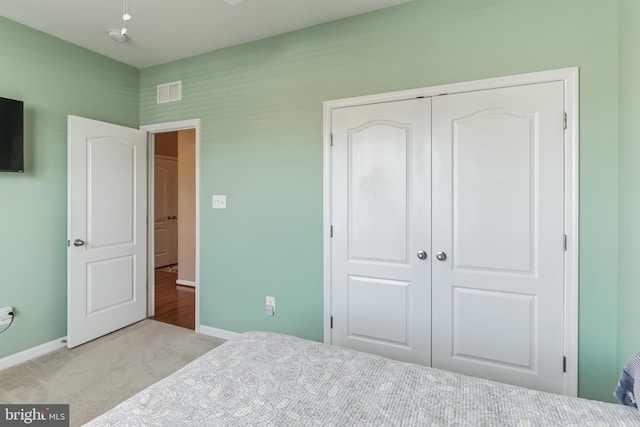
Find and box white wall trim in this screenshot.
[146,139,156,318]
[323,67,580,110]
[0,337,67,371]
[142,119,201,134]
[323,67,579,396]
[176,279,197,288]
[141,119,201,332]
[322,89,333,346]
[563,67,580,397]
[198,325,239,341]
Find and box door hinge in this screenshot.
[563,112,567,130]
[563,234,567,251]
[330,225,333,238]
[330,133,333,147]
[330,316,333,329]
[563,356,567,373]
[67,240,70,247]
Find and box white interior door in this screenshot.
[67,115,148,348]
[431,82,566,393]
[154,157,178,267]
[331,98,432,365]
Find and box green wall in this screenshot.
[139,0,621,401]
[617,0,640,370]
[0,17,139,357]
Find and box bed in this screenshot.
[85,331,639,426]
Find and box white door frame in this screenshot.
[141,119,201,332]
[322,67,579,395]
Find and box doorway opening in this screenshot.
[142,120,201,332]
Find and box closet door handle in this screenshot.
[417,250,428,260]
[436,251,447,261]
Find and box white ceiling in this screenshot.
[0,0,413,69]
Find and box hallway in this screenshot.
[150,267,195,330]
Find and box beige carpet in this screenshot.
[0,319,225,426]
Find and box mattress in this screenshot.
[85,331,639,426]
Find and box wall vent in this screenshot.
[157,81,182,104]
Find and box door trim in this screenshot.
[141,119,201,332]
[322,67,579,395]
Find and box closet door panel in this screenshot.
[431,81,565,394]
[349,124,408,262]
[331,98,432,365]
[452,111,534,273]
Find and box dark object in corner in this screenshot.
[0,96,24,173]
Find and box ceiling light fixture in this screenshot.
[121,0,130,38]
[108,29,127,42]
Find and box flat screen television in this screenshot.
[0,96,24,173]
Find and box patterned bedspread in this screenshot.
[85,331,639,426]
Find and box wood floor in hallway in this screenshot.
[150,268,195,330]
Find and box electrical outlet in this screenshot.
[265,296,275,316]
[212,195,227,209]
[0,306,14,326]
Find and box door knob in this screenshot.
[417,250,428,260]
[73,239,85,247]
[436,251,447,261]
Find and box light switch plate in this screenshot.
[212,195,227,209]
[266,296,275,316]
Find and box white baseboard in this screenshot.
[176,279,197,288]
[0,337,67,371]
[198,325,239,340]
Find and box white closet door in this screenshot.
[331,98,432,365]
[431,81,566,393]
